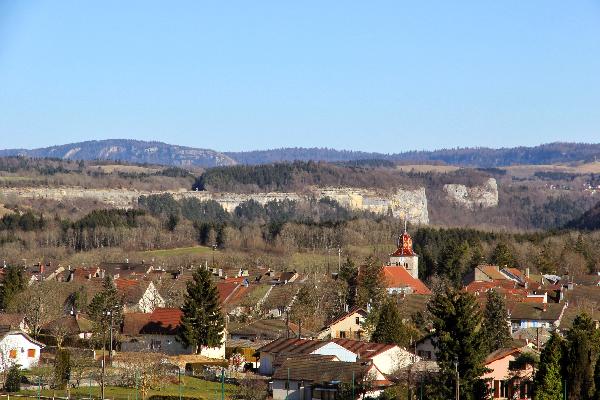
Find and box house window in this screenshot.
[9,349,17,359]
[27,349,36,358]
[355,317,360,325]
[339,331,346,338]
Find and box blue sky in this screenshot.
[1,1,599,153]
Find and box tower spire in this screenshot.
[404,218,407,233]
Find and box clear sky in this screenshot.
[1,1,599,153]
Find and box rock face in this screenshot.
[317,187,428,224]
[0,139,236,168]
[1,186,430,224]
[443,178,499,209]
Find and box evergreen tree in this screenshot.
[4,364,21,392]
[371,298,414,347]
[54,348,71,390]
[534,332,564,400]
[339,257,358,308]
[565,313,600,400]
[481,289,511,353]
[427,286,487,400]
[490,241,517,267]
[356,256,385,310]
[87,276,123,345]
[178,267,225,352]
[0,265,26,310]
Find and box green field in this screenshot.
[19,376,235,400]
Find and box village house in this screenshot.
[482,346,535,399]
[257,337,416,376]
[115,279,165,313]
[331,338,416,375]
[257,338,356,375]
[271,356,389,400]
[41,313,94,341]
[121,307,226,359]
[0,313,28,332]
[0,327,44,370]
[317,307,368,340]
[508,302,566,333]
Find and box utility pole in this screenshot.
[337,246,341,272]
[454,359,460,400]
[101,328,106,400]
[109,310,114,364]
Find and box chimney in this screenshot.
[543,303,547,312]
[525,267,530,278]
[40,264,45,274]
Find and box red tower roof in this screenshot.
[390,232,416,257]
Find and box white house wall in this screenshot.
[0,333,42,370]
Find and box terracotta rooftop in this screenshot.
[122,307,183,335]
[331,338,397,358]
[382,266,431,295]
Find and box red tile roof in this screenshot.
[122,307,183,335]
[382,266,431,295]
[216,281,240,305]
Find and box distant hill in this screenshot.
[3,140,600,168]
[0,139,236,168]
[565,200,600,231]
[226,143,600,167]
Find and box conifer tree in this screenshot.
[490,241,517,267]
[356,256,385,310]
[371,298,414,347]
[87,276,123,346]
[0,265,26,310]
[565,313,600,400]
[178,267,225,352]
[339,257,358,308]
[482,289,511,353]
[534,332,564,400]
[428,286,487,400]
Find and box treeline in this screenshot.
[225,142,600,167]
[0,211,46,231]
[193,160,490,193]
[139,194,371,248]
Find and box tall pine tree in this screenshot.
[428,286,487,400]
[371,298,416,348]
[178,267,225,352]
[0,265,26,310]
[565,313,600,400]
[482,289,511,353]
[356,256,385,310]
[534,332,564,400]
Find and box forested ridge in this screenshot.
[193,160,489,192]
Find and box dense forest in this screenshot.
[226,142,600,167]
[193,160,490,192]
